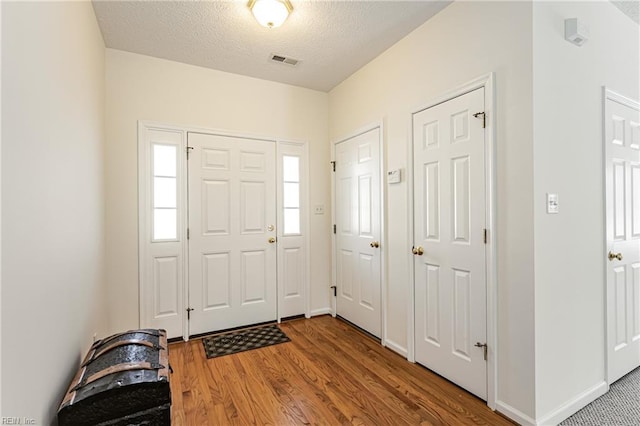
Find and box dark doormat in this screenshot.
[202,324,290,359]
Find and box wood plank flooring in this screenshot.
[169,315,514,425]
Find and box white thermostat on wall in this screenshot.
[547,193,559,214]
[387,169,401,184]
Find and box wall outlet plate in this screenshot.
[314,204,324,215]
[547,193,559,214]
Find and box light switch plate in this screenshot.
[547,193,559,214]
[314,204,324,215]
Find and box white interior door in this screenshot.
[187,132,277,336]
[413,88,487,400]
[335,128,382,338]
[605,90,640,384]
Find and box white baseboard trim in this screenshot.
[384,339,408,358]
[309,308,332,317]
[536,381,608,426]
[496,401,536,426]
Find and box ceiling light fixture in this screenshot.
[248,0,292,29]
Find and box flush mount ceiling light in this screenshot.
[248,0,293,28]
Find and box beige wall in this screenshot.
[105,49,331,333]
[533,2,640,422]
[1,2,106,422]
[0,2,3,415]
[3,1,633,423]
[329,1,535,420]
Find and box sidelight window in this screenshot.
[152,143,178,241]
[283,155,301,235]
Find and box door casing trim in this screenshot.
[407,72,496,410]
[138,121,310,341]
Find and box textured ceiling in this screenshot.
[92,0,451,92]
[611,0,639,24]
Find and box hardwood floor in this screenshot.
[169,315,514,425]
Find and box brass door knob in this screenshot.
[268,237,276,244]
[608,251,623,261]
[412,246,424,256]
[370,241,380,248]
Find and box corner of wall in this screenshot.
[532,0,639,422]
[330,1,538,421]
[1,1,108,422]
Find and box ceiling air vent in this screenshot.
[270,54,300,67]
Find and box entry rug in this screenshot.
[202,324,290,359]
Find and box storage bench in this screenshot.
[57,329,171,426]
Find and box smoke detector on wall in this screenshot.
[564,18,589,46]
[270,54,300,67]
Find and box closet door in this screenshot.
[413,88,487,399]
[335,127,382,338]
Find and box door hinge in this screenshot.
[330,285,337,297]
[333,224,337,234]
[483,228,487,244]
[187,228,190,240]
[186,146,194,159]
[330,161,336,172]
[186,307,194,320]
[473,111,486,128]
[475,342,488,361]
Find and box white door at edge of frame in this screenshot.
[604,92,640,384]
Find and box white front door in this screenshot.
[335,127,382,338]
[187,132,277,336]
[413,88,487,400]
[605,90,640,384]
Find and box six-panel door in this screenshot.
[605,93,640,384]
[335,128,382,338]
[187,132,277,336]
[413,88,487,400]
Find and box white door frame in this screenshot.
[138,121,310,340]
[137,122,189,339]
[331,122,387,344]
[407,73,497,409]
[276,139,311,321]
[603,87,640,385]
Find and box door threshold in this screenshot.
[336,315,381,343]
[188,319,277,340]
[280,314,306,322]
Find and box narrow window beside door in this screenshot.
[283,155,301,235]
[152,143,178,241]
